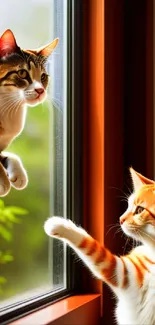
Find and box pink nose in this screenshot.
[120,217,125,225]
[35,88,44,95]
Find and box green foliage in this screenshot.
[0,199,28,293]
[0,101,50,302]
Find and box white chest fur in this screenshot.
[0,104,26,151]
[116,268,155,325]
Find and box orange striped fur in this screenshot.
[44,168,155,325]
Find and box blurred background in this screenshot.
[0,0,66,305]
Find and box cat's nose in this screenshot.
[120,217,125,225]
[120,212,131,225]
[120,214,127,225]
[35,88,44,95]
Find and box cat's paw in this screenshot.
[0,182,11,196]
[9,168,28,189]
[0,163,11,196]
[44,216,76,239]
[3,152,28,190]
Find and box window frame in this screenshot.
[1,0,75,323]
[2,0,104,324]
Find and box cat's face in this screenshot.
[0,29,58,106]
[120,168,155,246]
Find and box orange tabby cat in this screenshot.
[0,29,58,196]
[45,168,155,325]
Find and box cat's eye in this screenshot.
[18,69,28,79]
[134,206,145,214]
[41,73,47,82]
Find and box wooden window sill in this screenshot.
[9,294,101,325]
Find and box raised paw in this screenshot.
[0,182,11,196]
[9,168,28,189]
[0,162,11,196]
[2,152,28,190]
[44,216,76,239]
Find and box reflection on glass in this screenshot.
[0,0,67,308]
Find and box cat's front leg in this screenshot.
[44,217,122,289]
[1,152,28,190]
[44,216,88,245]
[0,162,11,196]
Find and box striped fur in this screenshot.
[44,168,155,325]
[0,30,58,196]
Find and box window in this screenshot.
[0,0,69,320]
[0,1,104,324]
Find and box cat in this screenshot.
[44,168,155,325]
[0,29,58,196]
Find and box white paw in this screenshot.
[9,168,28,189]
[3,152,28,190]
[44,216,76,239]
[0,182,10,196]
[0,163,11,196]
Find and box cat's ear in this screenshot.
[36,38,59,57]
[0,29,18,57]
[130,167,154,191]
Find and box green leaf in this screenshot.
[0,251,13,264]
[3,254,14,263]
[0,225,12,241]
[0,214,7,222]
[6,207,28,216]
[2,210,22,224]
[0,276,7,284]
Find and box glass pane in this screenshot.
[0,0,67,309]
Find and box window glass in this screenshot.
[0,0,67,309]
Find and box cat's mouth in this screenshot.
[121,222,142,239]
[121,222,153,243]
[22,89,46,106]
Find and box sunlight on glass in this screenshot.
[0,0,67,309]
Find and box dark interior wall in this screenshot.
[124,0,150,180]
[103,0,153,324]
[80,0,153,323]
[103,0,124,323]
[123,0,153,197]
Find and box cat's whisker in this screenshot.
[5,98,21,119]
[109,186,128,196]
[107,222,120,227]
[124,182,132,195]
[1,96,22,117]
[0,97,20,116]
[49,97,63,112]
[41,101,45,114]
[138,229,155,244]
[120,198,129,203]
[0,93,20,100]
[136,231,144,244]
[7,103,18,119]
[106,223,120,236]
[10,99,22,119]
[11,100,23,119]
[0,97,17,109]
[115,228,122,234]
[51,96,63,107]
[123,237,129,255]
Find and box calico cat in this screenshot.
[44,168,155,325]
[0,29,58,196]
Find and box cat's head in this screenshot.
[0,29,58,106]
[120,168,155,247]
